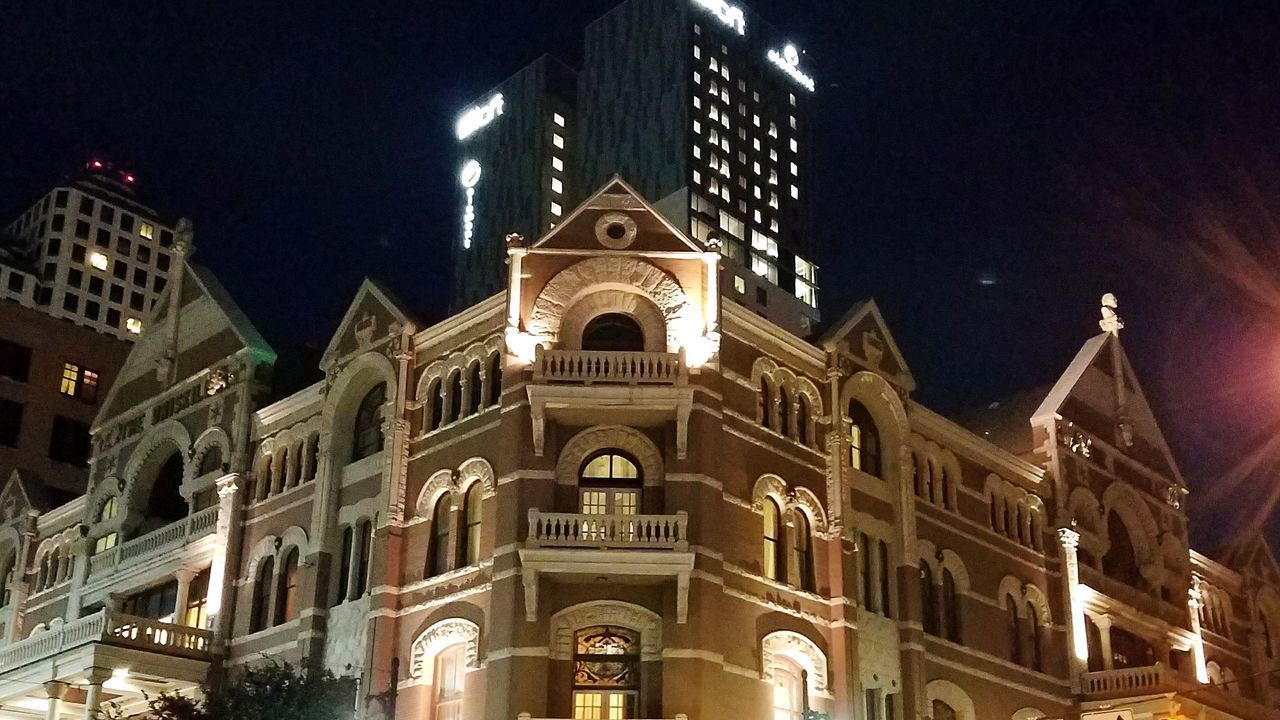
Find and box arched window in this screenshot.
[1264,613,1276,659]
[572,626,640,718]
[920,565,938,636]
[763,498,784,582]
[426,379,443,431]
[251,556,274,632]
[0,552,15,606]
[914,456,925,497]
[459,484,482,567]
[796,394,810,445]
[932,700,958,720]
[352,383,386,462]
[275,548,299,624]
[447,372,463,424]
[778,386,791,438]
[147,451,188,522]
[578,452,641,516]
[942,569,960,643]
[1006,596,1022,665]
[770,656,805,720]
[761,379,774,430]
[1103,511,1143,587]
[354,519,372,597]
[848,401,880,477]
[428,496,451,578]
[793,510,815,592]
[198,446,223,476]
[306,435,319,482]
[1026,601,1042,671]
[335,525,354,606]
[940,469,952,510]
[467,361,483,415]
[489,353,502,407]
[860,533,874,611]
[432,642,466,720]
[93,496,120,555]
[582,313,645,352]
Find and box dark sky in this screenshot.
[3,0,1280,546]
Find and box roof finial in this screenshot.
[1099,293,1124,335]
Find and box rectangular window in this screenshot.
[137,245,152,263]
[860,532,875,611]
[99,205,114,223]
[54,190,68,208]
[878,540,892,617]
[553,112,566,127]
[48,415,91,466]
[126,317,143,335]
[796,280,816,308]
[0,339,33,382]
[733,275,745,293]
[6,273,23,294]
[75,220,90,239]
[60,363,79,397]
[160,229,174,247]
[79,196,94,216]
[51,215,64,232]
[139,222,154,240]
[0,398,22,447]
[89,276,104,296]
[550,202,563,217]
[552,133,565,149]
[62,292,79,313]
[551,178,563,194]
[120,213,134,232]
[718,210,744,240]
[865,689,882,720]
[552,156,564,172]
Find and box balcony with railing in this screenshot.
[87,506,219,582]
[0,609,214,676]
[527,510,688,550]
[519,509,695,624]
[534,347,687,386]
[1081,663,1177,699]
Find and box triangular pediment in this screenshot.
[529,177,706,255]
[1223,536,1280,587]
[95,264,275,429]
[821,299,915,391]
[322,279,416,365]
[1034,332,1184,486]
[0,471,35,524]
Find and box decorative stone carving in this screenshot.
[409,618,481,680]
[760,630,829,692]
[549,601,662,661]
[594,212,638,249]
[528,257,695,349]
[555,426,663,488]
[354,312,377,349]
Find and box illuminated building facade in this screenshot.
[451,56,578,311]
[2,161,180,341]
[452,0,818,335]
[0,179,1275,720]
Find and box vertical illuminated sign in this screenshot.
[461,160,482,250]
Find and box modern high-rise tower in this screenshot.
[578,0,819,334]
[2,160,180,340]
[451,0,820,334]
[450,56,578,311]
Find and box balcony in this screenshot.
[0,609,214,676]
[534,348,687,385]
[527,348,694,458]
[86,506,219,582]
[520,509,694,624]
[518,715,689,720]
[1081,664,1177,699]
[527,511,689,550]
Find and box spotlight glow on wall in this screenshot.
[460,160,482,250]
[456,93,505,140]
[692,0,746,35]
[767,44,816,92]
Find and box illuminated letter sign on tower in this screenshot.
[692,0,746,35]
[456,93,506,140]
[460,160,482,250]
[767,44,817,92]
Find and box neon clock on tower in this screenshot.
[692,0,745,35]
[460,160,482,250]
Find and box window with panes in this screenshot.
[573,626,640,719]
[578,452,641,516]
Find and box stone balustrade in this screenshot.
[0,609,213,674]
[534,348,686,385]
[88,506,219,579]
[527,510,689,551]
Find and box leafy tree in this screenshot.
[101,662,356,720]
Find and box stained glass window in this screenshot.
[573,626,639,719]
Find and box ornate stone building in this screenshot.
[0,179,1276,720]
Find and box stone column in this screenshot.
[1187,574,1209,683]
[1095,615,1114,671]
[1057,528,1088,690]
[43,680,68,720]
[209,473,244,640]
[83,667,112,720]
[174,568,197,625]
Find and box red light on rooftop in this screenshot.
[91,160,103,169]
[123,173,135,184]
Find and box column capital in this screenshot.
[1057,527,1080,549]
[86,666,113,684]
[42,680,69,699]
[175,567,199,583]
[216,472,241,499]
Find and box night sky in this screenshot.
[3,1,1280,546]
